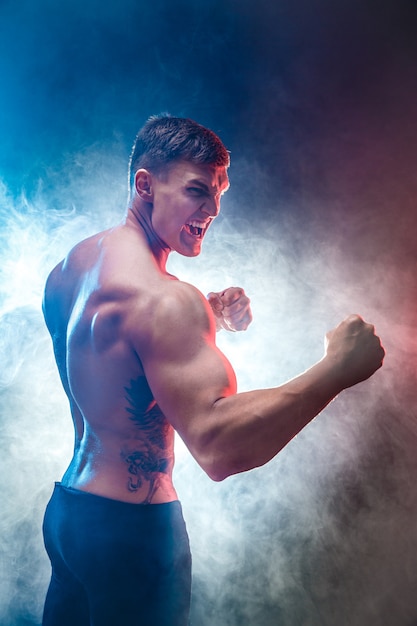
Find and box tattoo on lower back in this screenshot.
[121,377,171,503]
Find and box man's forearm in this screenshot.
[195,356,344,481]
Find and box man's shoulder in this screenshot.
[127,277,209,325]
[42,261,64,332]
[42,230,117,327]
[44,231,105,290]
[126,278,215,357]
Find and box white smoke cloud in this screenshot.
[1,125,417,625]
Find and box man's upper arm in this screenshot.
[130,281,237,465]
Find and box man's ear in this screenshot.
[134,169,154,202]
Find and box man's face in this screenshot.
[149,160,229,257]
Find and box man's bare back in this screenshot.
[43,224,182,504]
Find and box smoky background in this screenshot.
[1,0,417,624]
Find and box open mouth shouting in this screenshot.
[184,220,209,239]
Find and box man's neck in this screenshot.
[125,203,171,273]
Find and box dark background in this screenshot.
[1,1,417,624]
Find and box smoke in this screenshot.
[1,140,417,626]
[1,0,417,625]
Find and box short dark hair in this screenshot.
[128,114,230,192]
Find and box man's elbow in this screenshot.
[191,445,230,482]
[204,463,229,482]
[186,425,240,482]
[197,444,265,482]
[196,448,237,482]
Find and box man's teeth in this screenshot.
[187,222,205,236]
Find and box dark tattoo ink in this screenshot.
[121,377,171,503]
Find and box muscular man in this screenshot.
[41,115,384,625]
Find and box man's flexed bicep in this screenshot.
[130,281,237,474]
[128,280,385,484]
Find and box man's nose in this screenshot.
[202,196,220,217]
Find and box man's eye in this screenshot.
[188,187,204,195]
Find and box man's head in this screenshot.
[128,114,230,195]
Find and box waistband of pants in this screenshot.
[52,482,182,514]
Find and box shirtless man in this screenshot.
[41,115,385,626]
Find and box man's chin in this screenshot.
[174,230,205,257]
[176,240,203,258]
[180,248,202,258]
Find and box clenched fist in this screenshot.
[325,314,385,389]
[207,287,253,332]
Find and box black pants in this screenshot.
[42,483,191,626]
